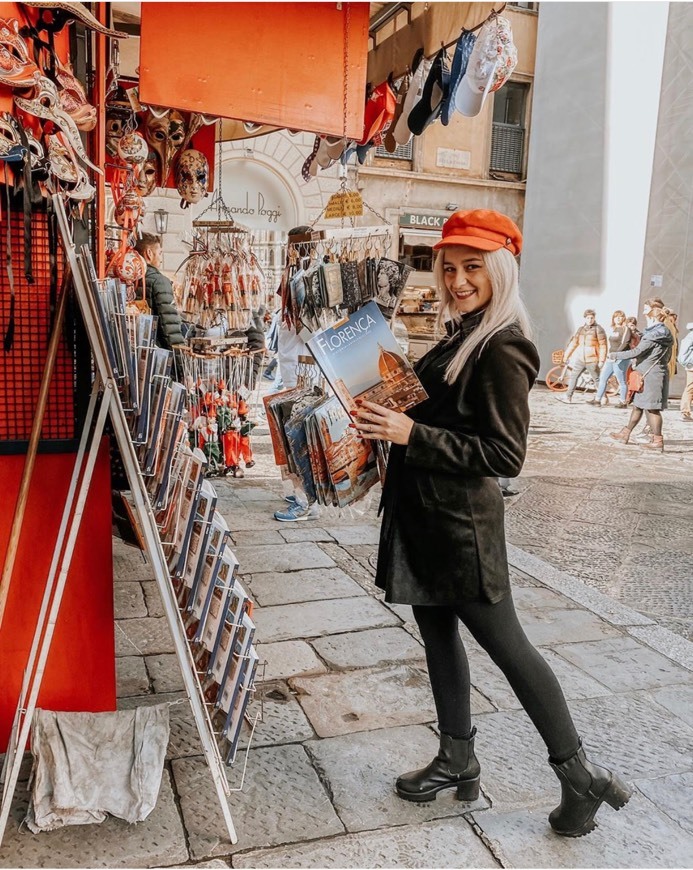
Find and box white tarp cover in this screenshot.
[26,705,170,833]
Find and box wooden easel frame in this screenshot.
[0,195,237,847]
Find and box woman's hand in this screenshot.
[350,400,414,446]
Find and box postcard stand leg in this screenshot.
[0,195,237,848]
[0,377,111,843]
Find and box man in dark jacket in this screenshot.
[134,233,186,353]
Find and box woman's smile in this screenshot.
[443,245,494,314]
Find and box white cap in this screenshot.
[393,58,432,145]
[455,16,517,118]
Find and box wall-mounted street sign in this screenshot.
[399,213,446,229]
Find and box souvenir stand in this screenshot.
[0,0,515,848]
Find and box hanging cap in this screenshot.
[441,30,477,125]
[433,209,522,255]
[21,1,130,38]
[455,16,517,118]
[407,49,450,136]
[392,57,431,145]
[359,80,396,146]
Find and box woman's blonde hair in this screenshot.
[611,310,626,326]
[646,306,667,323]
[433,247,532,384]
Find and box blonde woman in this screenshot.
[609,302,673,451]
[589,310,631,407]
[351,210,631,838]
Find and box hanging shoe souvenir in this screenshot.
[0,18,41,88]
[143,107,187,186]
[14,75,102,174]
[175,149,209,208]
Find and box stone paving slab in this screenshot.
[628,624,693,671]
[464,644,612,712]
[116,655,150,697]
[507,544,655,627]
[246,567,366,607]
[291,665,493,739]
[323,524,381,546]
[114,617,175,657]
[141,580,164,618]
[512,586,579,610]
[553,637,693,692]
[231,530,286,548]
[252,597,399,643]
[223,507,288,532]
[311,627,424,671]
[472,791,693,869]
[233,817,499,868]
[649,684,693,727]
[278,527,337,543]
[145,653,185,693]
[516,607,620,647]
[236,696,314,749]
[171,746,344,859]
[306,725,488,833]
[114,581,148,619]
[234,543,335,574]
[0,771,187,869]
[112,541,153,582]
[635,771,693,834]
[256,640,327,682]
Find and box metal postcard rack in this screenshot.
[0,195,238,847]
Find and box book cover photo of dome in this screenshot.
[307,301,428,415]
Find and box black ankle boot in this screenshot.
[396,728,481,803]
[549,742,632,837]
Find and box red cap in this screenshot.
[433,209,522,255]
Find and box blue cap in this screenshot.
[441,30,477,126]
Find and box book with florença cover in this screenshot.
[307,300,428,415]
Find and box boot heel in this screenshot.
[604,775,632,810]
[456,776,480,802]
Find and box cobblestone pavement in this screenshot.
[1,385,692,868]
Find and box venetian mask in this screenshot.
[134,150,157,197]
[0,17,41,88]
[115,189,145,231]
[117,131,149,165]
[55,59,97,132]
[105,107,130,157]
[175,149,208,207]
[143,108,187,186]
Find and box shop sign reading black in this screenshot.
[399,213,446,229]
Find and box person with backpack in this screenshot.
[679,321,693,422]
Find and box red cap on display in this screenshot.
[433,209,522,255]
[359,80,396,146]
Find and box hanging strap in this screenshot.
[15,121,35,284]
[3,181,16,352]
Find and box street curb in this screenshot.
[507,543,693,672]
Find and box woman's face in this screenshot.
[443,245,493,315]
[614,313,624,326]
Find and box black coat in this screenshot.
[375,312,540,605]
[612,322,673,410]
[145,265,186,350]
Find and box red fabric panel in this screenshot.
[0,441,115,751]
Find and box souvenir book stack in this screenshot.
[307,300,428,414]
[83,247,259,766]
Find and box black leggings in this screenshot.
[413,595,580,761]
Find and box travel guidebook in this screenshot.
[307,300,427,415]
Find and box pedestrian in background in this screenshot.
[609,305,673,452]
[626,316,641,348]
[352,209,631,838]
[557,309,607,404]
[589,309,630,408]
[679,321,693,422]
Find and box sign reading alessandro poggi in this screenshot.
[399,213,446,229]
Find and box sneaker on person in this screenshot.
[274,502,320,522]
[585,397,598,405]
[615,401,628,408]
[600,396,609,406]
[682,412,693,422]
